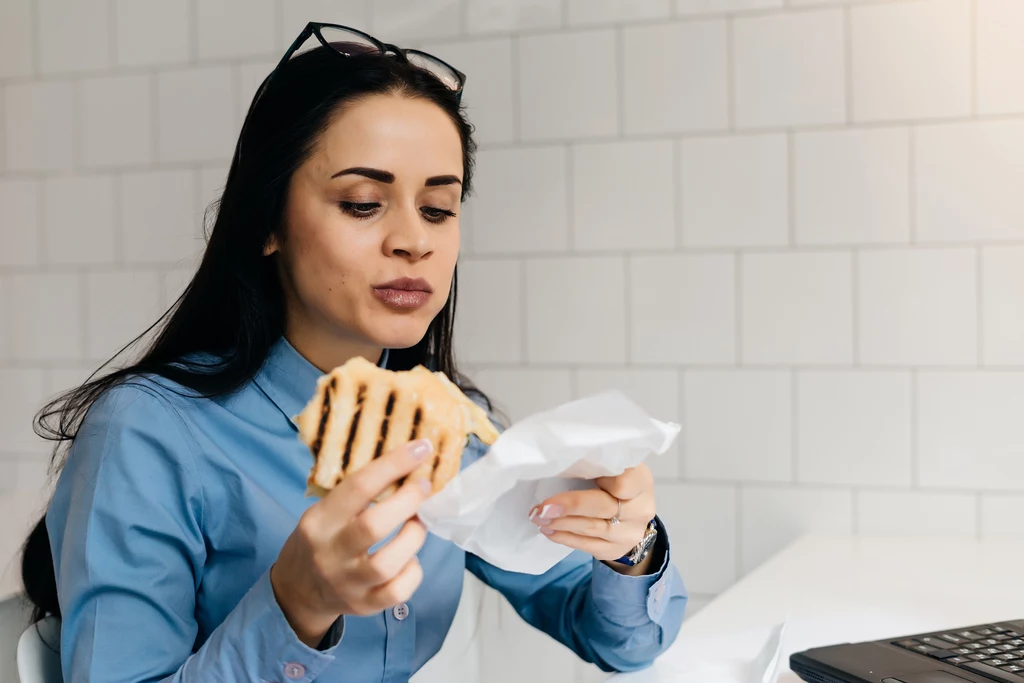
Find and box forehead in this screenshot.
[310,93,464,181]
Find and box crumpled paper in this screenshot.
[417,390,680,574]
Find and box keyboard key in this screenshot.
[983,648,1004,655]
[1010,640,1024,647]
[991,659,1008,666]
[1007,632,1024,638]
[1001,645,1018,652]
[942,634,969,645]
[1004,654,1022,661]
[1004,665,1024,673]
[895,639,920,649]
[965,643,985,650]
[952,648,973,655]
[921,637,955,649]
[962,662,1024,682]
[959,631,983,640]
[912,645,939,654]
[979,629,997,636]
[994,627,1010,633]
[926,650,957,660]
[971,653,991,661]
[983,639,1003,646]
[948,657,970,665]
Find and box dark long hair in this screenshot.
[21,45,484,624]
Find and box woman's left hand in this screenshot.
[528,464,657,571]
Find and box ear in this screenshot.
[263,233,280,256]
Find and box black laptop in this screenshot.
[791,619,1024,683]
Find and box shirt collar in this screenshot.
[255,337,390,430]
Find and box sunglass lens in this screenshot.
[406,51,461,91]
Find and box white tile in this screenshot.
[851,0,971,122]
[525,257,626,364]
[742,252,854,365]
[655,483,736,593]
[797,372,912,487]
[454,259,522,364]
[572,140,675,251]
[466,0,561,33]
[11,273,83,361]
[157,67,236,163]
[0,370,48,456]
[623,20,728,136]
[630,254,736,365]
[120,170,202,265]
[0,180,41,267]
[977,0,1024,115]
[114,0,189,67]
[568,0,671,25]
[0,277,8,361]
[858,249,977,365]
[479,600,578,683]
[677,0,781,14]
[467,147,568,253]
[518,30,618,141]
[916,121,1024,243]
[372,0,463,42]
[39,0,110,74]
[4,81,74,172]
[280,1,370,49]
[471,368,573,422]
[857,491,976,537]
[740,486,853,573]
[86,271,162,361]
[0,0,34,78]
[236,60,276,129]
[795,128,910,246]
[918,372,1024,490]
[680,135,788,248]
[162,266,197,310]
[576,369,682,480]
[80,74,154,168]
[418,37,514,145]
[734,10,845,128]
[43,175,117,265]
[197,0,275,60]
[45,365,104,398]
[980,495,1024,540]
[983,246,1024,366]
[684,370,792,482]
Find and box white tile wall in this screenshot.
[5,1,1024,680]
[794,128,910,246]
[742,252,853,364]
[733,10,846,129]
[916,121,1024,243]
[850,0,971,122]
[797,371,912,487]
[571,140,675,251]
[858,248,977,366]
[680,134,788,248]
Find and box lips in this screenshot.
[372,277,433,310]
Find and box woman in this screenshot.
[21,23,687,682]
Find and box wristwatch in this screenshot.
[614,518,659,566]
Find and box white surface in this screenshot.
[17,616,61,683]
[614,533,1024,682]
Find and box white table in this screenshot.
[614,533,1024,682]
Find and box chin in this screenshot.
[368,314,437,351]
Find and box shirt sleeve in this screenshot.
[465,516,687,673]
[47,383,342,683]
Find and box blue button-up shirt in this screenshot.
[47,338,687,682]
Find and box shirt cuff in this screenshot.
[589,516,674,627]
[229,568,342,682]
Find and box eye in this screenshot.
[340,201,381,218]
[421,206,457,224]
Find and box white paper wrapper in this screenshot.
[417,390,680,574]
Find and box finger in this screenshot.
[366,557,424,611]
[354,518,428,586]
[594,465,650,501]
[529,487,619,522]
[539,515,644,542]
[539,530,621,561]
[321,439,434,520]
[340,476,433,552]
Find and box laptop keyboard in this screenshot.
[894,624,1024,682]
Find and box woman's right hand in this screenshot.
[270,439,435,647]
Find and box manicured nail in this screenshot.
[540,527,554,536]
[419,478,432,495]
[528,507,540,521]
[538,504,563,521]
[408,439,433,461]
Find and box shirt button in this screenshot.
[393,603,410,621]
[284,662,305,679]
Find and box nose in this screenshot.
[382,205,433,261]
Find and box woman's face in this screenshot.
[269,93,463,367]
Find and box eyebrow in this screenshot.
[331,167,462,187]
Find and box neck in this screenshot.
[284,323,383,373]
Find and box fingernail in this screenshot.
[528,507,540,521]
[540,527,554,536]
[419,478,432,495]
[408,439,433,461]
[538,504,563,521]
